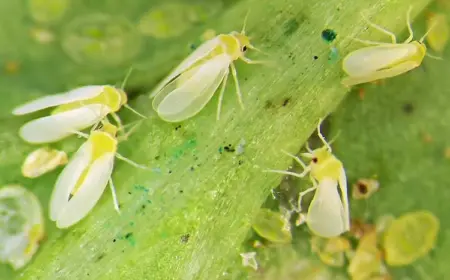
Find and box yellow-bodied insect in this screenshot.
[150,13,265,122]
[0,185,44,270]
[21,147,68,178]
[264,119,350,238]
[342,7,436,87]
[12,69,144,144]
[49,120,148,228]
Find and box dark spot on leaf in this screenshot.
[238,160,244,165]
[224,146,235,153]
[154,155,160,160]
[168,170,172,174]
[141,204,146,209]
[357,182,368,194]
[180,234,190,243]
[321,29,337,43]
[265,100,275,109]
[190,166,195,171]
[402,103,414,114]
[128,192,132,195]
[283,18,299,36]
[313,55,318,60]
[125,232,133,239]
[175,125,182,131]
[95,253,105,262]
[282,98,290,107]
[179,190,184,194]
[312,157,318,163]
[113,239,116,243]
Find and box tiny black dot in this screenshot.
[357,183,368,194]
[313,55,319,60]
[113,239,116,243]
[402,103,414,114]
[243,46,247,52]
[180,234,190,243]
[168,170,172,174]
[282,98,290,107]
[312,157,318,163]
[141,204,146,209]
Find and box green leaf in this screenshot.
[0,0,432,279]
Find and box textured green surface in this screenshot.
[0,0,436,279]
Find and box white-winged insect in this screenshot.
[0,185,44,270]
[341,7,439,87]
[264,119,350,238]
[150,13,266,122]
[12,68,145,144]
[49,119,148,228]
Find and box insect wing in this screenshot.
[150,37,221,98]
[307,179,347,238]
[19,104,110,144]
[342,60,419,86]
[49,140,93,222]
[54,153,115,228]
[342,44,417,76]
[338,167,350,230]
[13,85,104,115]
[153,54,231,122]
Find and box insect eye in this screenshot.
[242,46,248,52]
[312,157,318,163]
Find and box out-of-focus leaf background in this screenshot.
[2,0,448,279]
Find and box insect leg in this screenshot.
[361,12,397,43]
[117,120,143,142]
[263,169,309,178]
[120,67,134,90]
[240,56,270,65]
[348,37,393,46]
[230,63,244,110]
[111,112,125,133]
[281,149,309,171]
[216,70,229,121]
[296,186,317,212]
[108,178,121,214]
[115,153,150,170]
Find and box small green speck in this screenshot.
[129,222,135,226]
[328,47,339,63]
[321,29,337,43]
[124,232,136,246]
[134,185,149,193]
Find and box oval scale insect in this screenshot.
[12,68,144,144]
[150,13,266,122]
[341,7,438,87]
[49,120,148,228]
[264,118,350,238]
[0,185,44,270]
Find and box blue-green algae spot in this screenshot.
[62,14,141,66]
[28,0,70,23]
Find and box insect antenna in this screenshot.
[241,10,250,34]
